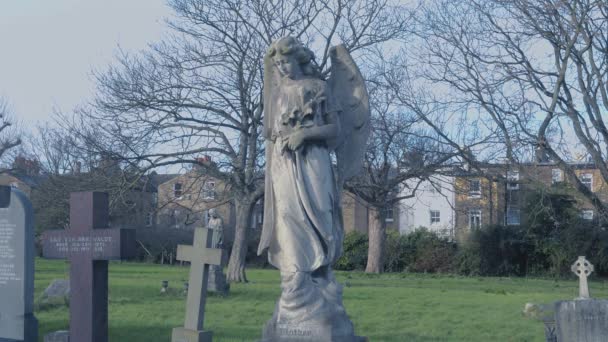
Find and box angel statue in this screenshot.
[257,36,369,341]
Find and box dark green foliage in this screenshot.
[454,186,608,277]
[399,229,456,273]
[335,230,368,271]
[455,225,531,277]
[335,229,456,273]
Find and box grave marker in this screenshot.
[42,192,136,342]
[172,227,225,342]
[572,256,594,299]
[0,186,37,342]
[555,257,608,342]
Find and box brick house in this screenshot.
[453,161,608,243]
[155,166,238,240]
[341,191,400,234]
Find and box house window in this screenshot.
[201,181,216,200]
[469,209,482,229]
[580,173,593,191]
[581,210,594,221]
[385,207,394,222]
[430,210,441,224]
[146,212,154,227]
[173,183,183,198]
[507,171,519,190]
[173,209,181,229]
[552,169,563,184]
[506,207,521,226]
[468,179,481,197]
[202,210,210,225]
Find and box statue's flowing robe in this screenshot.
[259,76,343,274]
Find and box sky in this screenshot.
[0,0,170,128]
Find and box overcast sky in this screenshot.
[0,0,170,127]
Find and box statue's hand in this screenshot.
[286,130,306,151]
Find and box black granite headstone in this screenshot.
[41,192,136,342]
[0,186,38,342]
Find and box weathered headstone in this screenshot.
[42,192,136,342]
[37,279,70,309]
[0,186,38,342]
[172,227,226,342]
[554,256,608,342]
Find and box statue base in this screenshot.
[259,268,365,342]
[208,266,229,295]
[260,316,367,342]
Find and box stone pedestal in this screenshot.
[555,299,608,342]
[171,327,212,342]
[260,270,366,342]
[260,315,367,342]
[207,266,229,294]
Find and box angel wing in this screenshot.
[328,45,371,187]
[258,52,281,256]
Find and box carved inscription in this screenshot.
[48,236,113,254]
[0,217,18,285]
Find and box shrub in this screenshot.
[400,228,457,273]
[335,231,368,271]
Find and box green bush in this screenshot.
[335,231,368,271]
[400,228,456,273]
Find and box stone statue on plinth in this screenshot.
[206,208,229,294]
[257,36,370,342]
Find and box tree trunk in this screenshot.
[365,207,386,273]
[227,196,254,283]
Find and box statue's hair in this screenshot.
[267,36,320,77]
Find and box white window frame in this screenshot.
[552,169,563,184]
[468,179,481,198]
[581,210,594,221]
[385,207,394,222]
[506,207,521,226]
[201,181,216,200]
[580,173,593,191]
[469,209,482,229]
[430,210,441,224]
[506,171,520,190]
[146,212,154,227]
[173,183,183,199]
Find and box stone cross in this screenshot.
[42,192,136,342]
[0,186,38,342]
[571,256,594,299]
[172,227,226,342]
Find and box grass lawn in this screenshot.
[34,258,608,342]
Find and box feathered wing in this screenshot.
[328,45,371,188]
[258,53,281,255]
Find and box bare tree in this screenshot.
[74,0,411,282]
[345,73,458,273]
[408,0,608,217]
[0,98,21,169]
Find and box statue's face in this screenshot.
[274,54,301,79]
[209,209,217,218]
